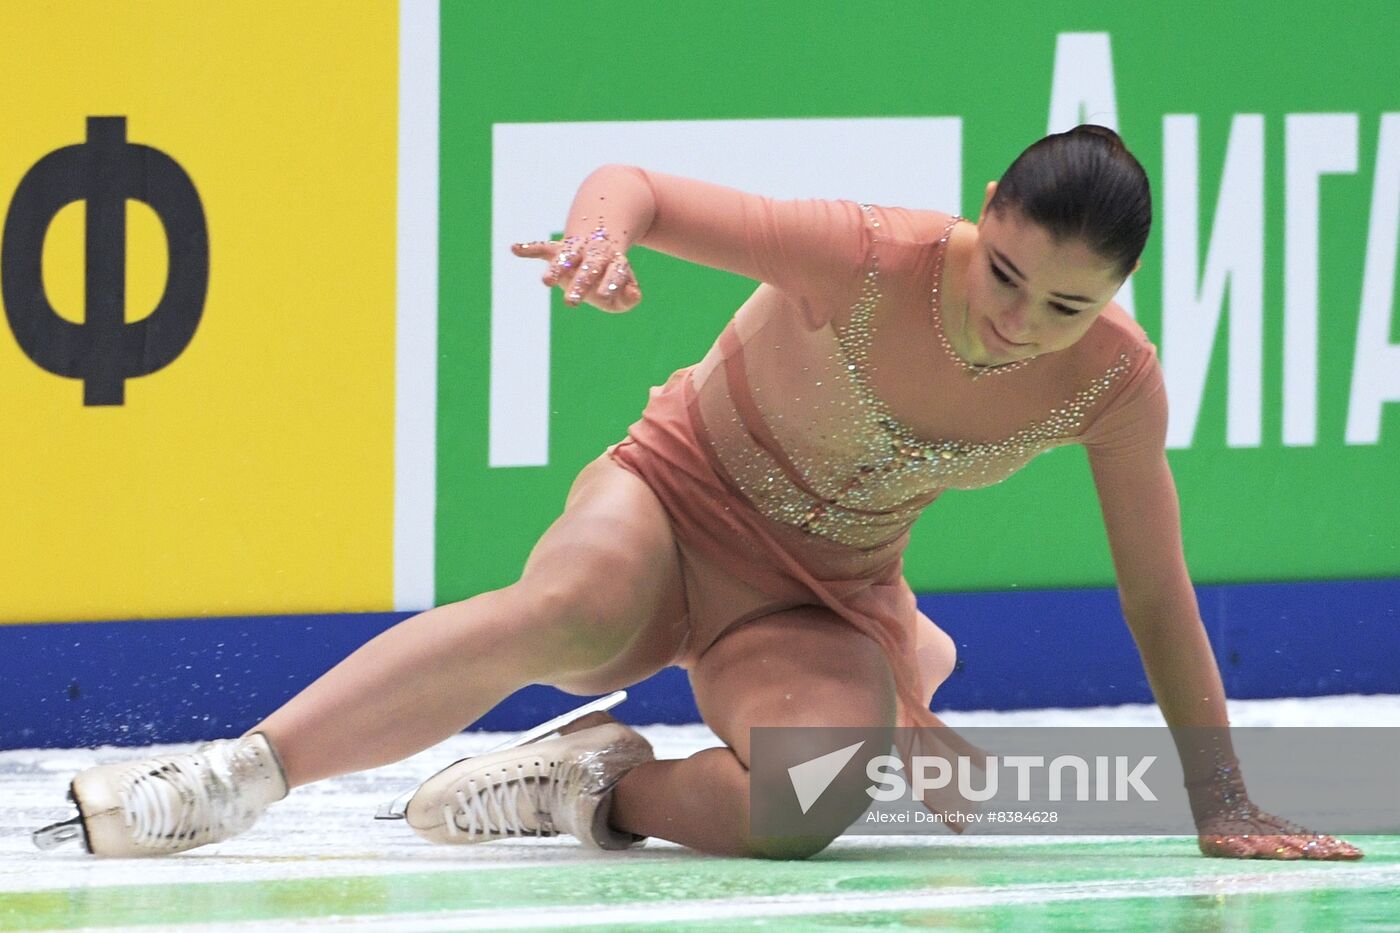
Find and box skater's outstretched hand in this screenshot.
[512,226,642,313]
[1186,756,1363,860]
[1195,802,1363,861]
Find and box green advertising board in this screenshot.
[436,1,1398,602]
[0,0,1395,747]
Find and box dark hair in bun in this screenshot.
[987,123,1151,280]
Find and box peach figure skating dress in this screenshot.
[605,168,1179,732]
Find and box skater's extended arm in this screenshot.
[1084,352,1361,860]
[519,164,869,320]
[1084,357,1223,733]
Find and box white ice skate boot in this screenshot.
[405,715,653,850]
[33,733,288,857]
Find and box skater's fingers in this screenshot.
[1331,839,1365,860]
[513,235,640,310]
[1255,835,1304,859]
[1198,833,1255,858]
[509,238,575,289]
[539,235,583,288]
[587,256,641,313]
[511,240,551,257]
[598,283,643,314]
[564,244,626,308]
[1204,833,1301,860]
[511,239,568,287]
[1294,834,1364,860]
[565,254,607,307]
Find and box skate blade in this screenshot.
[33,814,85,852]
[374,689,628,820]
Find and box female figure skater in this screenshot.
[46,125,1359,861]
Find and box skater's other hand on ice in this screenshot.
[1196,804,1364,861]
[512,226,642,313]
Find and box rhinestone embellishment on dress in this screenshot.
[707,202,1139,550]
[775,206,1135,543]
[919,212,1035,380]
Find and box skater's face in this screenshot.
[959,181,1138,365]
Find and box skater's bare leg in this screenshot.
[608,605,898,858]
[255,454,688,788]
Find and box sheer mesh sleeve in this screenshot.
[628,166,869,329]
[1083,350,1198,620]
[1082,347,1167,468]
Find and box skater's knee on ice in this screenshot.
[736,750,868,861]
[723,771,835,860]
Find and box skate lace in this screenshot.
[444,759,579,839]
[122,749,238,847]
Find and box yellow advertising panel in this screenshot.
[0,3,397,622]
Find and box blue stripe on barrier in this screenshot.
[1,578,1396,748]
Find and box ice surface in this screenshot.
[1,695,1396,930]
